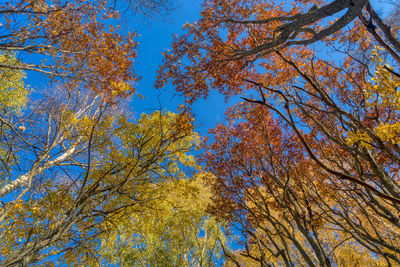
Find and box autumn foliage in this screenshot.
[0,0,137,101]
[158,0,400,265]
[2,0,400,265]
[0,0,229,265]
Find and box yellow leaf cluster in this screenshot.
[346,130,373,149]
[0,53,28,113]
[347,47,400,146]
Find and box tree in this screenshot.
[0,52,28,197]
[0,0,137,100]
[0,74,207,265]
[158,0,400,265]
[203,103,390,266]
[0,0,237,266]
[0,53,28,112]
[157,0,400,102]
[100,173,227,267]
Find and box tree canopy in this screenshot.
[157,0,400,265]
[2,0,400,266]
[0,0,228,265]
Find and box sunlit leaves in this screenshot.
[0,0,138,101]
[100,173,226,267]
[158,0,400,265]
[0,53,28,112]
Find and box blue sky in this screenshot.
[128,0,232,135]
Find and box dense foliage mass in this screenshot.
[2,0,400,266]
[158,0,400,266]
[0,0,226,265]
